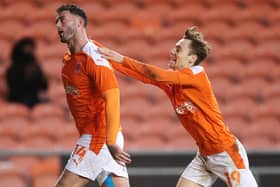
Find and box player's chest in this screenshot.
[62,61,89,87]
[171,86,198,115]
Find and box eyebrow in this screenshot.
[176,45,182,50]
[55,15,63,24]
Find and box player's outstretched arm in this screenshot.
[99,47,187,85]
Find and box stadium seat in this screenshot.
[31,157,60,187]
[121,97,153,122]
[228,21,265,43]
[166,135,196,151]
[144,85,168,103]
[245,58,275,80]
[42,64,63,84]
[168,3,206,25]
[0,103,30,120]
[121,115,145,142]
[202,3,240,25]
[102,3,138,24]
[254,40,280,61]
[0,39,11,61]
[118,80,148,102]
[80,2,106,24]
[153,22,194,43]
[21,121,61,142]
[159,119,186,141]
[21,135,55,150]
[48,82,66,102]
[0,20,25,42]
[2,2,36,23]
[120,39,153,60]
[31,103,65,122]
[259,24,280,43]
[0,118,31,141]
[265,97,280,119]
[55,121,79,150]
[251,117,279,140]
[24,21,58,43]
[225,116,249,141]
[9,156,41,171]
[0,136,19,150]
[93,22,129,43]
[240,77,270,103]
[243,135,275,150]
[266,83,280,99]
[222,97,257,121]
[37,42,66,59]
[210,77,233,103]
[202,21,232,43]
[0,162,27,187]
[150,39,175,60]
[129,135,166,151]
[267,8,280,25]
[234,4,273,25]
[208,58,245,83]
[146,3,173,16]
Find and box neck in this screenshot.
[68,30,89,54]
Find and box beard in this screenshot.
[60,32,74,43]
[59,25,76,43]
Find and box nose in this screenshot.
[56,20,62,28]
[170,48,176,54]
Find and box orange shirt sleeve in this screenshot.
[103,88,120,145]
[110,59,171,94]
[85,59,120,145]
[122,56,201,85]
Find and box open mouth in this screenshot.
[168,53,176,67]
[58,30,64,37]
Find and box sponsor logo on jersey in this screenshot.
[65,84,80,95]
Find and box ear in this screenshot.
[188,55,197,66]
[76,17,84,28]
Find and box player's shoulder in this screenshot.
[82,41,111,69]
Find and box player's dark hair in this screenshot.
[56,4,87,27]
[184,26,211,65]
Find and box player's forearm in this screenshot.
[110,59,154,84]
[122,57,181,84]
[104,88,120,145]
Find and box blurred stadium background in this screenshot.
[0,0,279,186]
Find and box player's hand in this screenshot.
[98,48,124,63]
[108,144,131,166]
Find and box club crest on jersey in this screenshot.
[74,62,82,73]
[176,100,197,115]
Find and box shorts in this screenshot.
[65,132,128,185]
[181,140,258,187]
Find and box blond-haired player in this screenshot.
[99,26,258,187]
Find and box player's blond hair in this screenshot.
[184,26,211,65]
